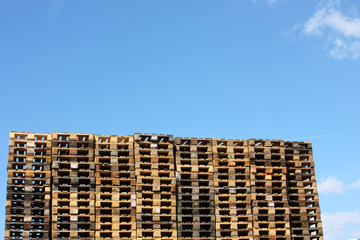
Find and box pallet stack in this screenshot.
[134,133,177,240]
[94,135,136,239]
[213,139,253,240]
[175,138,216,240]
[5,132,52,240]
[249,139,291,240]
[51,133,95,239]
[5,131,325,240]
[285,141,323,240]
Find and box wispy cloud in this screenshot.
[348,178,360,189]
[288,130,352,141]
[252,0,277,4]
[48,0,65,19]
[322,211,360,240]
[329,38,360,59]
[318,177,360,195]
[318,177,345,194]
[301,0,360,60]
[303,2,360,37]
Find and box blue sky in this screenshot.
[0,0,359,239]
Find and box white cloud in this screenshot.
[301,0,360,60]
[304,6,360,37]
[348,178,360,189]
[322,211,360,240]
[318,177,360,195]
[329,38,360,59]
[318,176,345,194]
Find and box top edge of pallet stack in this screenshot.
[9,132,53,140]
[174,137,311,145]
[50,132,94,135]
[134,133,174,142]
[94,135,133,138]
[175,137,213,140]
[10,131,52,135]
[52,133,94,138]
[248,138,310,143]
[8,132,312,145]
[95,135,134,144]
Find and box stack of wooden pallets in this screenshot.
[213,139,253,240]
[94,135,136,239]
[4,131,324,240]
[51,133,95,239]
[176,137,216,240]
[134,134,177,240]
[285,141,323,240]
[249,139,291,240]
[5,132,51,239]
